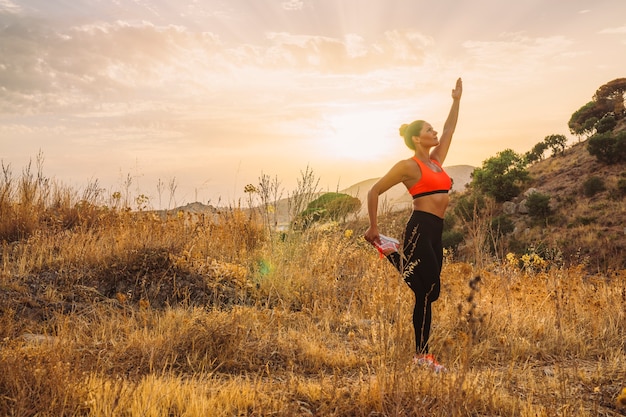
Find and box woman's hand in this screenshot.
[364,226,380,245]
[452,77,463,100]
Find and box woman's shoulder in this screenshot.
[391,157,421,181]
[390,157,418,172]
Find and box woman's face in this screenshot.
[414,122,438,147]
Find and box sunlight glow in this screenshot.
[319,107,402,161]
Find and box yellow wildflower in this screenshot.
[506,252,517,266]
[344,229,353,238]
[532,253,546,268]
[617,387,626,409]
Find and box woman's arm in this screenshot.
[431,78,462,164]
[364,160,412,244]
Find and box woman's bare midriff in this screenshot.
[412,193,449,219]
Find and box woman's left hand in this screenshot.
[452,78,463,100]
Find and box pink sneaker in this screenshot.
[413,353,446,373]
[373,234,400,257]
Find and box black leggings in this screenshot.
[387,210,444,354]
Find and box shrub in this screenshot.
[525,192,552,222]
[296,192,361,228]
[587,131,626,164]
[442,229,464,252]
[490,215,515,238]
[453,192,486,223]
[596,114,617,134]
[582,176,606,197]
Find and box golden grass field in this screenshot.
[0,167,625,416]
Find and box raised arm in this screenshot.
[430,77,462,164]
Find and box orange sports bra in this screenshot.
[408,157,452,199]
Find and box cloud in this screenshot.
[462,32,575,81]
[262,29,433,73]
[0,0,20,13]
[0,16,229,113]
[599,25,626,34]
[282,0,304,11]
[0,8,437,116]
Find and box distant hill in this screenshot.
[171,165,476,226]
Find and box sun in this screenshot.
[319,106,403,161]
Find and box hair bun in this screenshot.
[399,123,409,137]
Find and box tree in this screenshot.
[470,149,530,202]
[596,114,617,134]
[543,134,567,157]
[569,78,626,137]
[524,141,548,164]
[593,78,626,116]
[568,101,607,137]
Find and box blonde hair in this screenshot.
[399,120,425,150]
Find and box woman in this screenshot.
[364,78,462,372]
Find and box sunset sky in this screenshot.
[1,0,625,208]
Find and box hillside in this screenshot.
[510,140,626,270]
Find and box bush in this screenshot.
[296,192,361,228]
[490,215,515,238]
[587,131,626,164]
[442,229,464,252]
[525,192,552,222]
[582,176,606,197]
[442,212,463,251]
[453,192,486,223]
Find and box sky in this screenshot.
[1,0,625,208]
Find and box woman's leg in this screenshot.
[412,288,433,353]
[402,211,444,354]
[407,253,438,353]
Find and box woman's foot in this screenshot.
[373,234,400,256]
[413,353,446,373]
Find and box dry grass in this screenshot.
[1,168,625,416]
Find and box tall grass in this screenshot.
[0,164,625,416]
